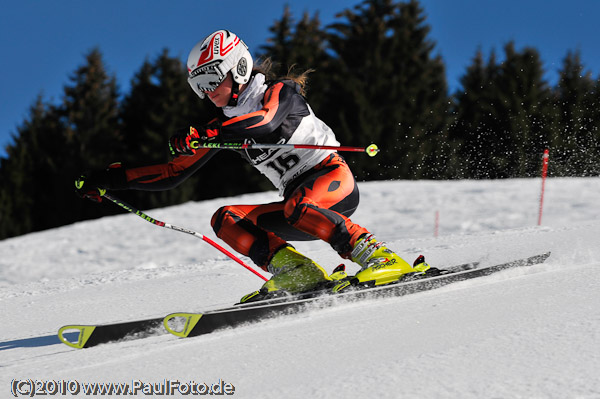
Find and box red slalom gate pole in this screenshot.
[537,149,550,226]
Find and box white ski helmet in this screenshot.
[187,29,253,100]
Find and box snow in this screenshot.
[1,177,599,398]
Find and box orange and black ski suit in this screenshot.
[120,77,368,270]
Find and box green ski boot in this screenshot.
[350,234,422,286]
[240,246,331,303]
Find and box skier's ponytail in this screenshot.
[253,57,314,96]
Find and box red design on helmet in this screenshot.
[187,30,253,99]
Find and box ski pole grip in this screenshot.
[366,144,379,157]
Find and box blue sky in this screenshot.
[1,0,599,158]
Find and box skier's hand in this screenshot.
[75,175,105,202]
[169,122,221,156]
[169,126,200,156]
[75,163,127,203]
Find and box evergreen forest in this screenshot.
[1,0,599,239]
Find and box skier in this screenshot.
[75,29,432,302]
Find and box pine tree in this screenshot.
[0,97,75,238]
[258,6,331,111]
[0,99,47,237]
[448,49,494,178]
[551,50,599,176]
[451,43,552,178]
[63,48,122,171]
[259,5,295,76]
[590,78,600,175]
[56,48,125,224]
[497,43,552,177]
[323,0,450,180]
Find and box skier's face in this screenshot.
[205,73,233,108]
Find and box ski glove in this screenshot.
[75,163,127,203]
[168,122,221,156]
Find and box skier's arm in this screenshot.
[125,148,217,191]
[219,81,309,141]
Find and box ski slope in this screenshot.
[1,177,599,398]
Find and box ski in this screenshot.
[58,318,165,349]
[163,252,550,339]
[56,254,545,349]
[56,260,478,349]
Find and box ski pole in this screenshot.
[190,141,380,157]
[101,192,268,281]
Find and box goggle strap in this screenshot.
[228,81,240,107]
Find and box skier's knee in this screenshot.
[211,205,234,235]
[283,192,311,225]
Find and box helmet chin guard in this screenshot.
[187,30,253,100]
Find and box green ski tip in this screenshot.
[163,313,203,338]
[58,325,96,349]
